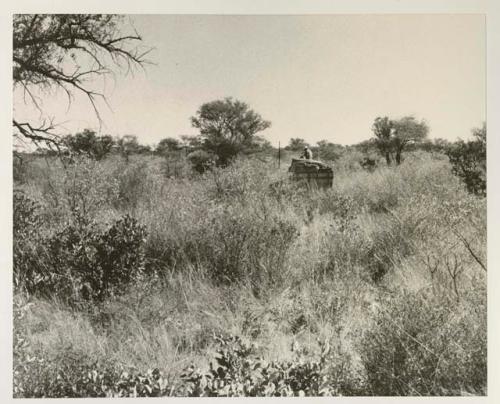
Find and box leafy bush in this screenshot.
[64,129,114,160]
[14,192,147,303]
[446,134,486,196]
[15,352,171,398]
[178,335,356,397]
[13,191,47,291]
[188,150,217,173]
[360,156,378,171]
[47,214,147,302]
[14,302,171,398]
[14,327,361,398]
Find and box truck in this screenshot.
[288,158,334,189]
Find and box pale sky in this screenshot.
[13,14,486,147]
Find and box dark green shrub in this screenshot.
[64,129,114,161]
[13,330,359,398]
[14,192,147,303]
[13,190,42,236]
[360,156,378,171]
[178,335,362,397]
[13,191,48,291]
[445,126,486,196]
[46,214,147,302]
[15,355,170,398]
[188,150,217,173]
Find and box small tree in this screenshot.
[64,129,114,160]
[372,117,394,165]
[315,140,344,162]
[286,138,309,152]
[391,116,429,164]
[156,137,181,156]
[245,135,274,154]
[115,135,150,161]
[372,116,429,165]
[191,97,271,166]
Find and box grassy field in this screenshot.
[13,150,486,397]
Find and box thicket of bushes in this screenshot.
[13,150,487,397]
[445,126,486,196]
[14,308,362,399]
[14,190,147,304]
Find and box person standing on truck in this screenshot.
[301,146,313,160]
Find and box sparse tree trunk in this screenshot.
[385,151,392,165]
[395,150,402,165]
[395,142,407,165]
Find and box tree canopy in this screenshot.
[13,14,150,147]
[372,117,394,165]
[286,138,309,152]
[115,135,151,161]
[372,116,429,164]
[315,140,345,162]
[190,97,271,166]
[155,137,182,156]
[391,117,429,164]
[64,129,114,160]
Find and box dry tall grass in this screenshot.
[13,151,486,396]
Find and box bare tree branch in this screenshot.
[13,14,152,146]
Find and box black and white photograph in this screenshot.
[4,0,497,400]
